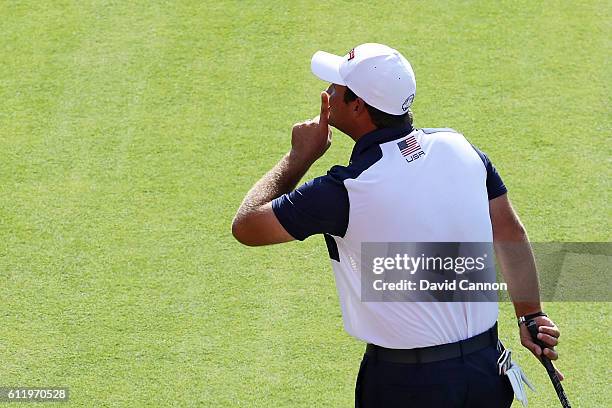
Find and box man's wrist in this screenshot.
[513,302,543,319]
[287,150,315,171]
[517,311,547,326]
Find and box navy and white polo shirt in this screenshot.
[272,124,507,349]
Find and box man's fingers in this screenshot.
[537,332,559,347]
[543,347,558,360]
[539,325,560,338]
[523,338,542,356]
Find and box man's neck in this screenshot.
[349,123,378,143]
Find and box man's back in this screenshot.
[326,126,499,349]
[339,127,492,242]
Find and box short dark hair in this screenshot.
[343,87,413,129]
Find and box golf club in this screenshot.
[526,319,572,408]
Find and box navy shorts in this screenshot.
[355,344,514,408]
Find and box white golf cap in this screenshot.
[311,43,416,115]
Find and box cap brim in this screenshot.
[311,51,346,85]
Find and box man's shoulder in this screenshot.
[326,163,357,185]
[292,160,374,197]
[327,151,383,184]
[420,127,461,135]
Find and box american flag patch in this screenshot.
[397,135,422,157]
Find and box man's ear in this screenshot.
[354,98,375,125]
[354,97,367,115]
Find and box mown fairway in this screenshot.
[1,1,610,406]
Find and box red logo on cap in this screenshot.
[348,48,355,61]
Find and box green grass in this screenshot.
[1,0,610,406]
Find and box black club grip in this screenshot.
[525,319,572,408]
[526,319,555,373]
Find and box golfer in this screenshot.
[232,43,563,407]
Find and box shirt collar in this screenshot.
[350,124,415,162]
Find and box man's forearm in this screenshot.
[232,100,331,246]
[235,152,311,219]
[494,234,542,317]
